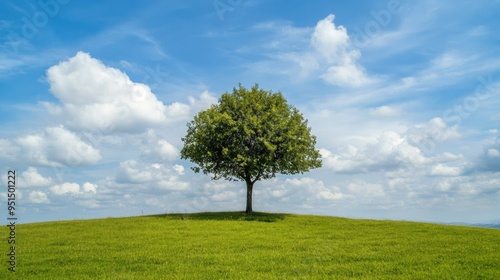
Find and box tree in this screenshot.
[181,84,322,213]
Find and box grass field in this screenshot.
[2,212,499,279]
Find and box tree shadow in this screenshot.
[151,211,287,223]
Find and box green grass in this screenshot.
[2,212,499,279]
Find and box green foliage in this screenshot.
[181,84,322,183]
[3,213,500,279]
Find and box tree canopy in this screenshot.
[181,84,322,213]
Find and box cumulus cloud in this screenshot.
[487,149,499,158]
[250,14,374,87]
[311,14,373,87]
[286,177,318,187]
[416,173,500,201]
[139,130,179,162]
[173,165,185,175]
[50,181,98,196]
[320,62,371,87]
[317,189,351,201]
[43,52,217,134]
[19,167,52,187]
[28,191,50,204]
[115,160,189,191]
[76,200,99,209]
[204,181,235,192]
[144,198,163,207]
[15,126,101,167]
[347,181,386,198]
[408,117,460,146]
[320,118,463,174]
[211,191,238,202]
[116,160,153,183]
[283,177,353,202]
[428,163,462,177]
[477,136,500,172]
[44,52,168,133]
[82,182,98,194]
[50,182,80,195]
[187,91,219,115]
[311,15,350,61]
[462,174,500,197]
[320,131,428,173]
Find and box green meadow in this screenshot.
[2,212,499,279]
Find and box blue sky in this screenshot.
[1,0,499,224]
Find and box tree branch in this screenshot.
[251,171,261,184]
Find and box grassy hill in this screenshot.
[2,212,499,279]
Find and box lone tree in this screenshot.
[181,84,322,213]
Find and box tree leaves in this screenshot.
[181,84,322,183]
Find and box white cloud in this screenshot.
[16,126,101,167]
[115,160,189,191]
[186,91,218,117]
[82,182,98,194]
[145,198,162,207]
[431,172,500,199]
[163,103,189,122]
[311,14,373,87]
[286,177,317,187]
[487,149,500,158]
[321,62,371,87]
[204,181,235,192]
[387,177,412,190]
[44,52,216,134]
[173,165,185,175]
[431,52,472,71]
[463,174,500,197]
[28,191,50,204]
[49,181,98,196]
[320,131,427,173]
[76,200,99,209]
[317,190,350,201]
[141,137,179,162]
[347,181,386,198]
[246,14,374,87]
[45,52,168,132]
[311,14,350,62]
[116,160,153,183]
[429,163,462,177]
[157,176,189,191]
[320,118,463,174]
[435,152,464,162]
[0,139,19,161]
[478,136,500,171]
[50,182,80,195]
[282,177,353,202]
[271,188,287,198]
[19,167,52,187]
[408,117,461,145]
[211,191,238,202]
[370,106,403,117]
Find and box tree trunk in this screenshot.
[245,180,253,214]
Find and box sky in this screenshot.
[1,0,499,224]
